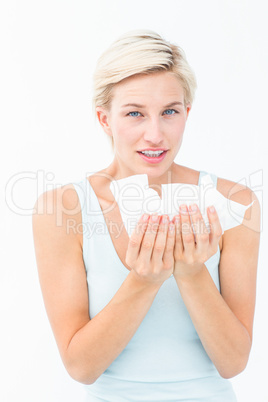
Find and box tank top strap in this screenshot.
[198,170,218,188]
[71,178,95,265]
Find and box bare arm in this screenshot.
[172,180,260,378]
[32,187,175,384]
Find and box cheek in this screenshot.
[176,118,187,134]
[114,121,140,143]
[169,122,186,147]
[171,120,186,137]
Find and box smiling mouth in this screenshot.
[137,150,168,163]
[137,150,167,157]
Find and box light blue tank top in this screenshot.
[72,171,237,402]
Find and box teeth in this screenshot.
[141,150,164,157]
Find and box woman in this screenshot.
[32,30,260,401]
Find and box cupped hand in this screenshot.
[172,204,222,280]
[125,213,176,286]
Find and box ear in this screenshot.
[96,107,112,137]
[185,104,191,119]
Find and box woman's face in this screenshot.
[97,71,191,181]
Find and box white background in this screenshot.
[1,1,267,401]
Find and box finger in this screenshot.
[152,215,169,261]
[173,214,183,258]
[162,220,176,267]
[207,205,222,253]
[126,213,150,264]
[140,213,160,263]
[179,204,195,254]
[188,204,209,253]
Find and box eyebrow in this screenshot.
[121,101,184,108]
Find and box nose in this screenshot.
[143,118,164,145]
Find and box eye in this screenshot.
[127,111,142,117]
[163,109,179,115]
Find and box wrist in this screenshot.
[173,263,207,287]
[127,269,162,294]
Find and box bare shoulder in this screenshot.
[32,183,83,247]
[216,176,261,233]
[33,182,82,219]
[217,176,256,204]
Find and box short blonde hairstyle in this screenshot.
[92,29,197,148]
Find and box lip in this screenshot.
[137,150,168,164]
[137,148,168,152]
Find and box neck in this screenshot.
[106,159,179,183]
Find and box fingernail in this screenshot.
[151,213,158,222]
[162,215,169,224]
[209,206,215,213]
[142,213,149,221]
[189,204,198,212]
[179,204,188,214]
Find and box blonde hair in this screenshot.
[92,29,197,148]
